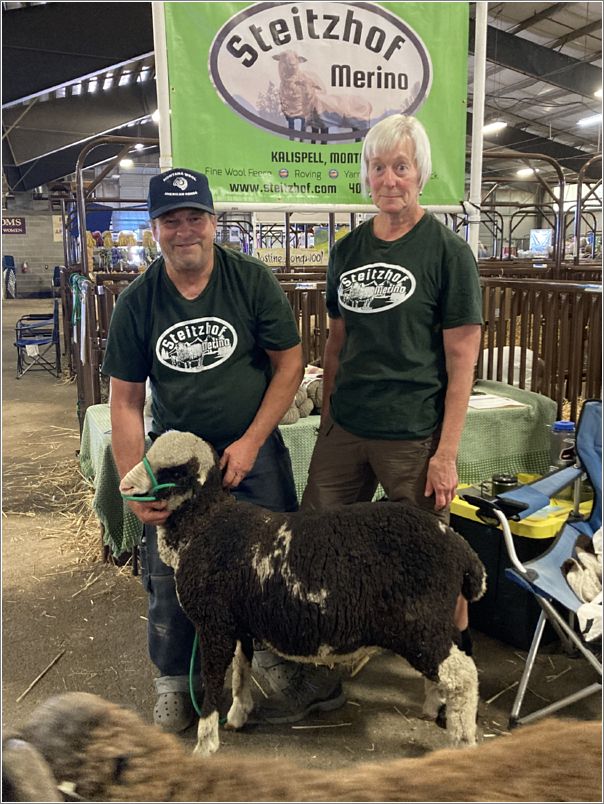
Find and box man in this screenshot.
[102,168,344,731]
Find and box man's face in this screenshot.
[151,208,217,274]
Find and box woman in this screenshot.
[302,114,483,693]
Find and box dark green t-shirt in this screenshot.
[102,245,300,451]
[326,213,483,440]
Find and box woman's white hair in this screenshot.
[360,114,432,196]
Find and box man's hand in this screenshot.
[424,453,458,511]
[219,436,260,489]
[127,498,170,525]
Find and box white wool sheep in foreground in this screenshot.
[3,693,601,802]
[120,431,487,756]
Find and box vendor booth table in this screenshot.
[80,380,557,561]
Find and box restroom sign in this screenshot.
[2,216,26,234]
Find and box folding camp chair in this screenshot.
[3,255,17,299]
[14,298,61,379]
[460,399,602,727]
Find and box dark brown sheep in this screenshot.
[120,431,486,755]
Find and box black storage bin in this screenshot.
[451,514,557,650]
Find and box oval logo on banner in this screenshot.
[156,317,238,373]
[338,262,416,313]
[209,2,432,144]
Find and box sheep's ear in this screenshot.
[298,56,308,63]
[272,54,280,61]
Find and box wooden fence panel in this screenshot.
[66,271,600,428]
[478,278,602,421]
[279,282,328,367]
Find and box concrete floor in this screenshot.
[2,299,601,780]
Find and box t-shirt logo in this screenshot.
[156,317,238,373]
[338,262,416,313]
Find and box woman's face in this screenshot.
[367,139,422,216]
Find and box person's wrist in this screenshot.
[431,450,457,463]
[240,429,266,452]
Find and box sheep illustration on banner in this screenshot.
[209,4,431,143]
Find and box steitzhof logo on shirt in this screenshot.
[338,262,416,313]
[156,317,238,373]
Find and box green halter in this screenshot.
[121,456,177,502]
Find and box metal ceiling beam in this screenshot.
[550,19,602,47]
[3,81,158,165]
[469,22,601,98]
[2,1,153,105]
[2,120,159,193]
[485,51,600,102]
[466,113,594,175]
[506,3,570,33]
[481,100,597,151]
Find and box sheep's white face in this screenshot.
[119,432,217,504]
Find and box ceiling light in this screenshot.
[111,174,120,180]
[516,167,539,177]
[120,158,134,168]
[577,113,602,127]
[134,143,145,151]
[594,88,602,99]
[483,121,507,135]
[151,109,160,123]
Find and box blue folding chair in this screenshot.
[460,400,602,727]
[14,299,61,379]
[3,255,17,299]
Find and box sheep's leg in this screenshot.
[436,645,479,747]
[309,125,326,146]
[422,678,445,719]
[194,710,220,758]
[193,636,236,757]
[226,638,254,730]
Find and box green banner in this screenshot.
[165,2,469,206]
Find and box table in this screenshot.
[79,379,556,556]
[79,407,325,556]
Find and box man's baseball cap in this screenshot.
[147,168,215,219]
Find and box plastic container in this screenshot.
[549,420,576,469]
[549,420,576,501]
[492,473,519,496]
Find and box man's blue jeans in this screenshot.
[140,429,298,677]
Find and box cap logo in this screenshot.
[149,168,214,217]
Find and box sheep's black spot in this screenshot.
[113,754,130,782]
[155,458,200,498]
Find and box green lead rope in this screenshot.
[189,632,227,725]
[189,632,203,716]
